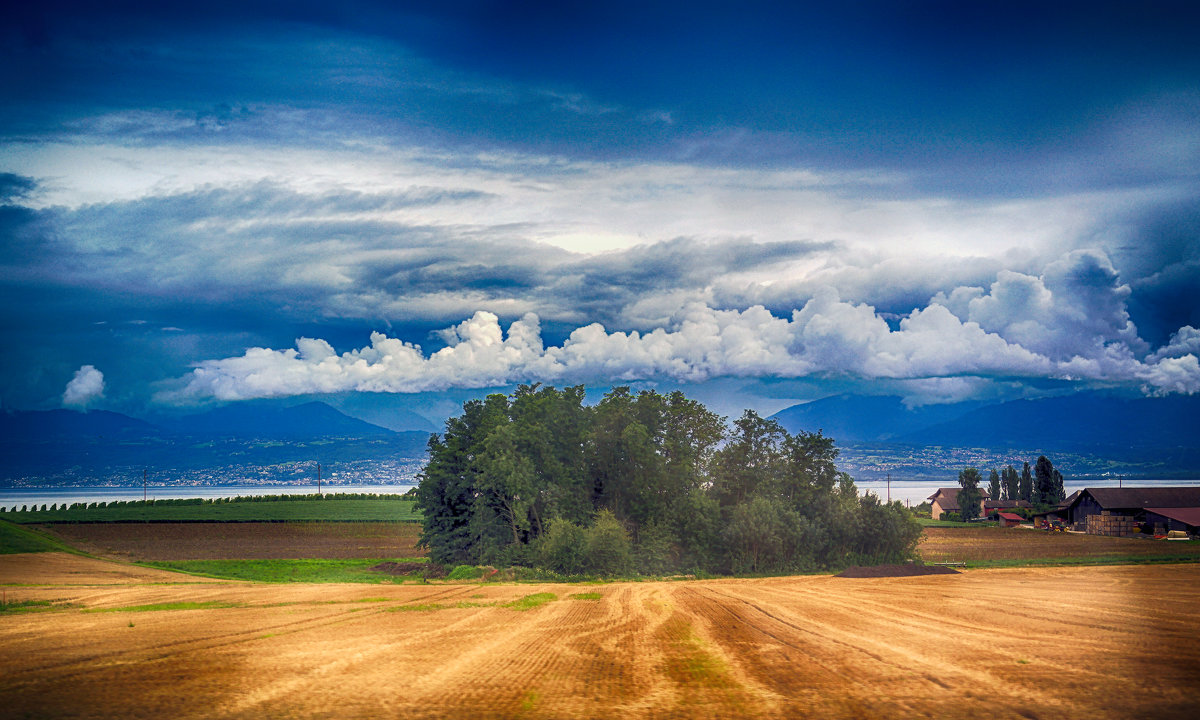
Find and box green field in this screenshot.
[0,520,79,554]
[916,518,1000,528]
[145,557,429,583]
[1,494,420,524]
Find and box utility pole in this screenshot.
[887,473,891,504]
[317,462,322,495]
[143,469,147,502]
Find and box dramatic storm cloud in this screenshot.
[165,250,1199,403]
[3,2,1199,414]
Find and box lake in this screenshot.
[5,478,1200,512]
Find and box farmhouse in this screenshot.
[927,488,990,521]
[1047,487,1200,536]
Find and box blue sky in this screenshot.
[2,1,1199,424]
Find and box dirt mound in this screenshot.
[836,563,960,578]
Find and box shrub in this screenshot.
[537,518,588,574]
[941,512,963,523]
[634,522,678,575]
[583,510,633,576]
[447,565,485,580]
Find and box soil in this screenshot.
[41,521,425,561]
[3,553,1199,719]
[836,563,959,577]
[919,525,1200,563]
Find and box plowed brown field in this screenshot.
[41,522,424,560]
[3,553,1198,719]
[919,525,1200,563]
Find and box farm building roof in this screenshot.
[1030,492,1079,519]
[997,512,1024,521]
[1081,487,1200,510]
[1145,507,1200,527]
[927,487,991,511]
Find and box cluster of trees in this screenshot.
[958,456,1067,521]
[415,385,921,575]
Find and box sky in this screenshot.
[2,0,1199,426]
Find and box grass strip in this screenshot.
[917,519,1000,528]
[0,519,82,555]
[569,592,602,600]
[961,554,1200,569]
[0,598,79,614]
[144,557,428,583]
[4,496,421,524]
[503,592,557,611]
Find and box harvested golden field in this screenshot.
[42,521,425,561]
[920,525,1200,564]
[3,553,1198,719]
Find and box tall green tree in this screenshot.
[1019,461,1033,503]
[1034,455,1066,506]
[711,410,785,508]
[415,393,511,564]
[415,384,923,575]
[508,384,591,526]
[957,467,984,522]
[1001,465,1020,501]
[987,469,1001,505]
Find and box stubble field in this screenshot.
[3,552,1199,719]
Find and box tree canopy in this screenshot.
[957,467,984,522]
[415,385,921,575]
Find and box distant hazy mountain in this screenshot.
[162,401,397,439]
[769,395,983,442]
[900,393,1200,451]
[0,403,430,481]
[353,408,437,433]
[771,392,1200,453]
[0,409,160,440]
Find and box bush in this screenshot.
[583,510,633,576]
[941,512,963,523]
[634,522,678,575]
[537,518,588,574]
[446,565,484,580]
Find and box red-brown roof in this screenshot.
[1145,507,1200,527]
[1081,487,1200,510]
[997,512,1024,521]
[927,487,991,511]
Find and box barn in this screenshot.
[996,512,1024,528]
[927,488,990,521]
[1057,487,1200,536]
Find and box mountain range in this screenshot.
[4,391,1198,484]
[0,402,431,482]
[770,392,1200,452]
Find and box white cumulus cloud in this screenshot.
[161,251,1200,404]
[62,365,105,408]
